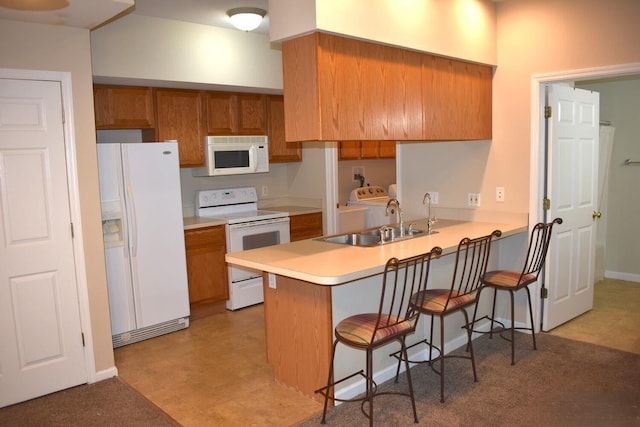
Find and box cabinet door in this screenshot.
[422,55,492,140]
[338,141,361,160]
[238,94,267,134]
[155,89,205,167]
[184,226,229,305]
[205,92,238,134]
[378,141,396,159]
[94,85,155,129]
[285,33,423,142]
[360,142,380,159]
[339,141,395,160]
[268,95,301,163]
[290,212,323,242]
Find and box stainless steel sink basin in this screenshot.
[322,233,381,246]
[319,226,435,247]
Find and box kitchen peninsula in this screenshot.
[225,219,527,402]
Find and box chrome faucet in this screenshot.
[423,192,438,234]
[385,198,404,237]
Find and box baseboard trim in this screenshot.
[604,271,640,283]
[93,366,118,383]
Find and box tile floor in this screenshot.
[115,279,639,426]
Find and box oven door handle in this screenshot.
[227,217,290,230]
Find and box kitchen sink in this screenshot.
[319,226,435,247]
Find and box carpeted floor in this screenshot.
[297,332,640,427]
[0,377,179,426]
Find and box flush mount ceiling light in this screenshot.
[227,7,266,32]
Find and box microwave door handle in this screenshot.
[250,145,258,172]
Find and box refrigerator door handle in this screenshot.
[125,183,138,257]
[121,147,138,258]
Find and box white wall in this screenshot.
[337,158,396,206]
[397,140,493,221]
[492,0,640,219]
[269,0,498,66]
[0,19,114,374]
[577,76,640,280]
[91,14,284,91]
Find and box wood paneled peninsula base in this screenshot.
[226,219,527,402]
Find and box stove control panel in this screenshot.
[197,187,258,209]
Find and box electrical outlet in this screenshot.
[496,187,505,202]
[468,192,480,207]
[352,166,365,182]
[261,186,268,197]
[426,191,439,204]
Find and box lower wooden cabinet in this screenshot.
[184,225,228,306]
[290,212,323,242]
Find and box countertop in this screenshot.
[225,219,527,286]
[183,205,321,230]
[265,205,322,216]
[183,216,226,230]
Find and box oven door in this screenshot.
[226,217,290,283]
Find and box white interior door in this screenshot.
[542,84,599,331]
[0,78,87,407]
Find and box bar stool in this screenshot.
[315,247,442,426]
[394,230,501,403]
[472,218,562,365]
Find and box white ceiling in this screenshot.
[0,0,270,32]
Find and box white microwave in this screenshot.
[192,135,269,177]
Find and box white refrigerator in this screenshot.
[97,142,190,348]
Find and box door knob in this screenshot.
[592,211,602,219]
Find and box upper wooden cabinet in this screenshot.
[422,55,492,140]
[151,88,205,168]
[339,141,395,160]
[204,92,268,135]
[268,95,301,163]
[94,85,155,129]
[283,33,422,142]
[93,85,302,166]
[282,32,492,142]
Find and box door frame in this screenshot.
[0,68,96,381]
[529,62,640,332]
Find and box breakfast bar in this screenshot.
[226,219,527,401]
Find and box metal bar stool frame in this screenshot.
[315,247,442,426]
[393,230,502,403]
[471,218,562,365]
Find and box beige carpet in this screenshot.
[550,278,640,354]
[0,377,178,426]
[297,332,640,427]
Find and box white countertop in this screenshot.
[265,205,322,216]
[225,219,527,286]
[183,216,226,230]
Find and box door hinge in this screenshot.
[71,222,75,238]
[543,198,551,211]
[81,332,85,347]
[541,287,548,299]
[544,105,552,119]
